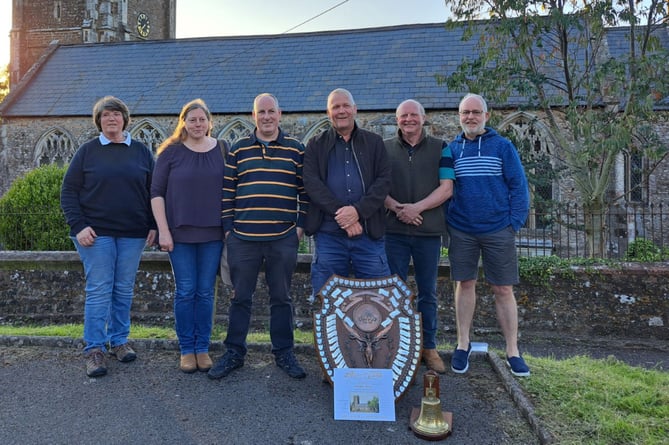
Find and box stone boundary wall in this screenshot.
[0,251,667,340]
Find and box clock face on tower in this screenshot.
[137,12,150,38]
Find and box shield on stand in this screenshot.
[313,274,422,400]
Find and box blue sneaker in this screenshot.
[451,343,472,374]
[506,356,530,377]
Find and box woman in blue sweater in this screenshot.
[61,96,156,377]
[151,99,226,373]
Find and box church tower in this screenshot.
[9,0,176,86]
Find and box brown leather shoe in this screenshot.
[423,348,446,374]
[180,353,197,373]
[196,352,213,372]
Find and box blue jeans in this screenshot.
[385,234,441,349]
[169,240,223,355]
[225,234,298,357]
[72,236,146,352]
[311,232,390,297]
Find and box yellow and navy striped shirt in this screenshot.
[222,129,309,241]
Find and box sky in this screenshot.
[0,0,450,68]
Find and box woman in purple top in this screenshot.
[151,99,226,373]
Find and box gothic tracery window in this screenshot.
[34,128,76,167]
[130,120,165,154]
[302,118,331,145]
[499,112,556,230]
[216,118,254,146]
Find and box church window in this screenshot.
[54,1,62,20]
[130,121,165,154]
[626,150,645,203]
[34,128,76,167]
[302,118,331,144]
[216,118,254,146]
[500,113,556,230]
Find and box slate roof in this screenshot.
[1,22,667,117]
[1,23,470,117]
[605,25,669,108]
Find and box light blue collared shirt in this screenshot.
[99,132,131,146]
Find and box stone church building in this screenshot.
[1,0,668,256]
[8,0,176,86]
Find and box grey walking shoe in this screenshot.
[85,348,107,377]
[110,343,137,363]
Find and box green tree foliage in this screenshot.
[441,0,669,257]
[0,64,8,103]
[0,164,73,250]
[367,396,380,413]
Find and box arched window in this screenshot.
[499,112,557,230]
[302,118,331,144]
[34,128,76,166]
[130,119,166,154]
[216,118,254,146]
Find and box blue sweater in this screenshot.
[446,128,529,234]
[61,137,155,238]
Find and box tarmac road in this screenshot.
[0,339,541,445]
[2,333,666,445]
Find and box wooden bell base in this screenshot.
[409,407,453,441]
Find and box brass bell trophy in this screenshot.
[409,370,452,440]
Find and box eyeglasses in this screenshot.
[458,110,485,116]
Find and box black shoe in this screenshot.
[275,351,306,379]
[207,351,244,380]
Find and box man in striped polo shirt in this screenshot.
[209,93,309,381]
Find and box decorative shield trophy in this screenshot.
[313,274,422,400]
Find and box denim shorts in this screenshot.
[447,225,519,285]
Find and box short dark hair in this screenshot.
[92,96,130,131]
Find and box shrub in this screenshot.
[624,238,665,262]
[0,164,73,250]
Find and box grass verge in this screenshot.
[520,354,669,445]
[0,323,315,344]
[1,324,667,444]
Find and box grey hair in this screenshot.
[253,93,280,112]
[459,93,488,112]
[396,99,425,117]
[327,88,356,106]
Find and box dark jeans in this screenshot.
[310,232,390,297]
[385,233,442,349]
[224,234,298,357]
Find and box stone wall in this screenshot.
[0,110,462,196]
[3,108,669,203]
[1,251,667,340]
